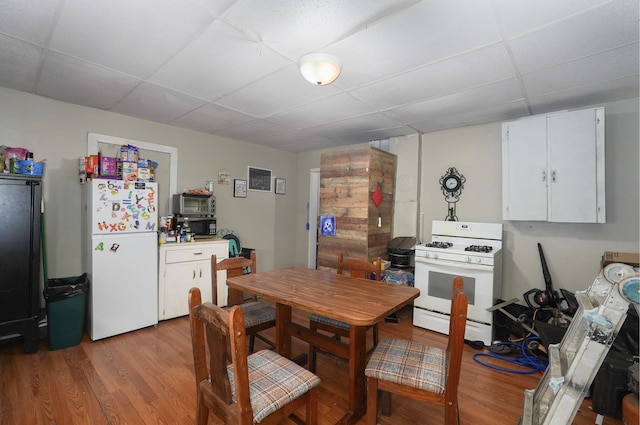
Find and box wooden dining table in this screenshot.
[225,266,420,425]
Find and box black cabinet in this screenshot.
[0,174,42,353]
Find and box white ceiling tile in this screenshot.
[508,0,639,74]
[0,35,41,92]
[149,20,290,101]
[528,75,639,115]
[36,52,141,110]
[188,0,237,16]
[349,43,516,109]
[171,103,255,134]
[268,93,374,129]
[522,44,639,98]
[329,0,502,88]
[385,79,526,124]
[215,118,294,140]
[258,131,328,150]
[410,100,530,133]
[0,0,64,46]
[214,63,340,117]
[50,0,214,78]
[306,113,404,138]
[223,0,421,59]
[111,83,208,123]
[493,0,610,38]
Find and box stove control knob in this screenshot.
[474,257,482,264]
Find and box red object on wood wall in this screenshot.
[371,185,382,208]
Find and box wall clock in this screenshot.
[439,167,465,221]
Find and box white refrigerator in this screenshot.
[82,179,158,340]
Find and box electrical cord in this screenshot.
[473,337,548,374]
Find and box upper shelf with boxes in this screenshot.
[79,144,158,184]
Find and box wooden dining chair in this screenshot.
[211,251,275,353]
[364,276,468,425]
[188,287,321,425]
[308,253,382,372]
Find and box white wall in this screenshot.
[0,87,298,292]
[2,85,636,307]
[294,98,639,302]
[420,99,639,300]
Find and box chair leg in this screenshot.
[367,377,378,425]
[308,322,317,373]
[248,334,256,354]
[444,401,459,425]
[196,390,209,425]
[380,390,391,416]
[373,324,379,347]
[307,386,319,425]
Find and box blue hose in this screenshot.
[472,337,548,374]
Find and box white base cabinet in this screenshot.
[158,240,228,320]
[502,107,605,223]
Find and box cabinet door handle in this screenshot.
[552,170,556,182]
[193,252,203,256]
[193,270,196,279]
[199,269,202,278]
[542,170,546,182]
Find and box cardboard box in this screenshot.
[86,155,99,177]
[120,161,138,182]
[601,251,640,268]
[79,157,87,184]
[100,156,117,177]
[137,167,152,181]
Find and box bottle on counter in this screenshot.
[158,227,167,245]
[183,218,192,242]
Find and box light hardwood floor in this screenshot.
[0,306,623,425]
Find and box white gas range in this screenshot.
[413,220,503,346]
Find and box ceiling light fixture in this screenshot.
[299,53,341,86]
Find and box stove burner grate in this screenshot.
[425,242,453,249]
[465,245,493,253]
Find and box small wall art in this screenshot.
[248,166,272,192]
[218,169,230,184]
[275,178,286,195]
[234,179,247,198]
[320,216,336,236]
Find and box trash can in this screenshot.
[43,274,89,350]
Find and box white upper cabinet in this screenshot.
[502,107,605,223]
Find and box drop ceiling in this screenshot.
[0,0,637,152]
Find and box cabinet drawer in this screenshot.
[162,242,228,264]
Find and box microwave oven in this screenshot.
[172,193,215,217]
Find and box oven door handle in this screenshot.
[415,256,493,271]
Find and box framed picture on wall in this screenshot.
[248,166,272,192]
[234,179,247,198]
[275,178,286,195]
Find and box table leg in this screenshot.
[275,303,292,359]
[336,324,367,425]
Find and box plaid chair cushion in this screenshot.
[228,301,275,328]
[365,337,447,394]
[309,313,350,331]
[227,349,321,423]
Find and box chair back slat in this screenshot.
[195,302,234,404]
[227,306,253,419]
[445,278,468,408]
[337,252,382,281]
[212,251,257,306]
[188,288,209,396]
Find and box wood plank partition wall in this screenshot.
[318,146,397,270]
